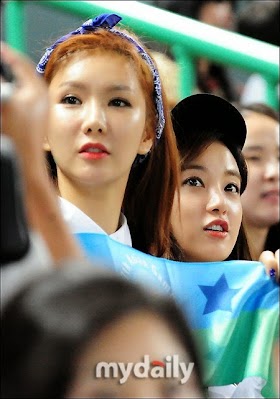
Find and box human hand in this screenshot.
[259,249,279,283]
[1,42,83,263]
[1,42,49,158]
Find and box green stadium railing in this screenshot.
[4,0,279,109]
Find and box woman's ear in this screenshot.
[43,136,51,151]
[137,130,153,155]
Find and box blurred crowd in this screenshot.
[148,0,279,105]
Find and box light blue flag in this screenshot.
[75,233,279,398]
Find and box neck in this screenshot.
[57,174,126,235]
[243,222,269,261]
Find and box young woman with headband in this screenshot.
[36,13,180,257]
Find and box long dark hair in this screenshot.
[237,102,279,122]
[2,263,205,398]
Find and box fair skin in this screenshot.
[171,141,242,262]
[44,50,152,235]
[241,111,279,260]
[66,310,203,398]
[199,1,235,31]
[0,42,82,263]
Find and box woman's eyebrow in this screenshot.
[106,84,133,92]
[183,164,241,180]
[58,81,133,92]
[58,81,86,89]
[226,169,241,180]
[243,145,263,151]
[183,164,206,172]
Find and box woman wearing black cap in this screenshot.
[169,93,250,262]
[169,94,279,278]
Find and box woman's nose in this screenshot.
[82,103,106,135]
[206,189,227,214]
[263,158,279,181]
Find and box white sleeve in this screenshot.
[240,74,266,105]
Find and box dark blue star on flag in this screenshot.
[199,274,239,315]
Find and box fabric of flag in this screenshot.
[75,233,279,398]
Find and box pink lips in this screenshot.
[204,219,229,232]
[261,190,279,204]
[203,219,229,239]
[79,143,109,160]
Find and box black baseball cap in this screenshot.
[171,93,247,150]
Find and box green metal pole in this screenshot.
[4,0,26,53]
[171,44,195,101]
[6,1,279,108]
[39,1,279,81]
[38,0,97,18]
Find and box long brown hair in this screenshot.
[43,28,180,257]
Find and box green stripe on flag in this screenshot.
[195,308,279,398]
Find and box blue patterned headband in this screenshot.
[37,13,165,153]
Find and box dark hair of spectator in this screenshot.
[2,265,205,398]
[237,0,279,46]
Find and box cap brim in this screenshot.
[171,94,246,150]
